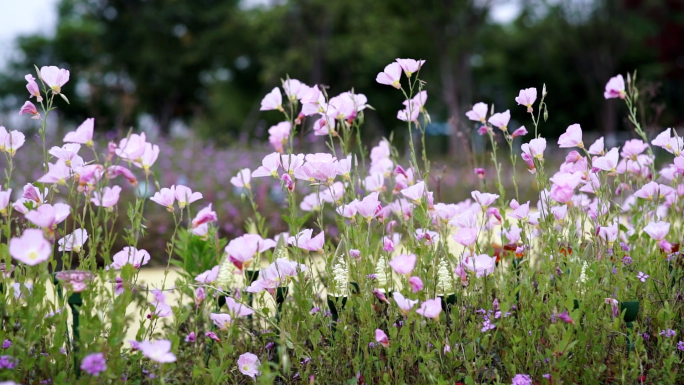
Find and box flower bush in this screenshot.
[0,61,683,385]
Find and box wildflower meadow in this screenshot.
[1,60,683,385]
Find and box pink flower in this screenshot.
[397,104,420,122]
[474,168,485,179]
[488,110,511,131]
[551,205,568,221]
[251,152,281,178]
[49,143,81,167]
[521,138,546,160]
[260,87,283,111]
[511,126,528,138]
[25,203,71,230]
[515,88,537,112]
[282,79,308,101]
[40,66,70,93]
[25,74,42,102]
[465,102,488,123]
[471,190,499,208]
[191,204,217,228]
[237,352,261,378]
[587,137,605,155]
[205,331,221,342]
[556,310,575,325]
[634,181,659,201]
[9,229,52,266]
[453,227,479,247]
[134,143,160,172]
[558,124,583,148]
[225,297,254,317]
[403,91,427,111]
[389,254,416,275]
[107,165,137,186]
[363,173,385,192]
[396,58,425,77]
[91,186,121,208]
[603,74,625,99]
[0,128,26,156]
[621,139,649,159]
[268,121,291,152]
[0,188,11,214]
[230,168,251,189]
[375,329,390,347]
[393,292,419,313]
[652,128,683,155]
[503,227,522,244]
[408,276,423,293]
[174,185,202,209]
[416,298,442,319]
[463,253,496,277]
[355,192,382,222]
[110,247,151,269]
[150,186,176,211]
[376,62,402,89]
[195,266,219,284]
[415,229,438,245]
[383,236,395,252]
[210,313,233,330]
[116,133,148,161]
[138,340,176,363]
[288,229,324,252]
[593,147,619,172]
[400,181,425,203]
[549,184,574,204]
[598,222,618,244]
[19,101,39,119]
[643,221,670,241]
[225,234,276,270]
[64,118,94,146]
[58,228,88,252]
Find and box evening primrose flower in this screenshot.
[465,102,488,123]
[174,185,202,209]
[58,228,88,252]
[375,329,389,347]
[19,101,39,119]
[139,340,176,363]
[416,298,442,319]
[91,186,122,208]
[64,118,94,146]
[389,254,416,275]
[150,186,176,211]
[603,74,626,99]
[393,292,418,314]
[191,204,218,228]
[260,87,283,111]
[237,352,261,378]
[488,110,511,132]
[40,66,70,94]
[251,152,281,178]
[25,74,42,102]
[375,62,402,89]
[9,229,52,266]
[25,203,71,230]
[515,87,537,112]
[210,313,233,330]
[395,58,425,77]
[110,247,151,269]
[230,168,251,189]
[558,124,583,149]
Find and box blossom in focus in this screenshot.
[58,228,88,252]
[389,254,416,275]
[288,229,324,252]
[237,352,261,378]
[395,58,425,77]
[521,138,546,160]
[511,126,528,138]
[226,234,276,270]
[150,186,176,211]
[64,118,95,146]
[515,88,537,112]
[471,190,499,208]
[115,132,148,161]
[139,340,176,363]
[91,186,122,208]
[225,297,254,317]
[643,221,670,241]
[210,313,233,330]
[636,271,649,282]
[588,137,605,155]
[416,298,442,319]
[393,292,419,313]
[465,102,488,123]
[463,253,496,277]
[376,62,402,89]
[488,110,511,132]
[603,74,626,99]
[40,66,70,94]
[107,165,137,186]
[19,101,39,119]
[9,229,52,266]
[252,152,281,178]
[110,247,151,269]
[195,266,219,284]
[558,124,583,148]
[260,87,283,111]
[230,168,251,189]
[81,353,107,376]
[375,329,389,347]
[174,185,203,209]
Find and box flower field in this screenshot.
[0,61,683,384]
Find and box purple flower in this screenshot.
[81,353,107,376]
[556,310,575,325]
[481,319,496,332]
[309,307,320,315]
[265,342,275,350]
[636,271,649,282]
[511,374,533,385]
[620,242,630,252]
[184,332,196,343]
[659,329,676,338]
[642,333,649,340]
[0,355,17,369]
[622,256,633,265]
[678,341,684,351]
[2,339,11,349]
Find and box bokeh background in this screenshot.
[0,0,682,256]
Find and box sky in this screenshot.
[0,0,522,69]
